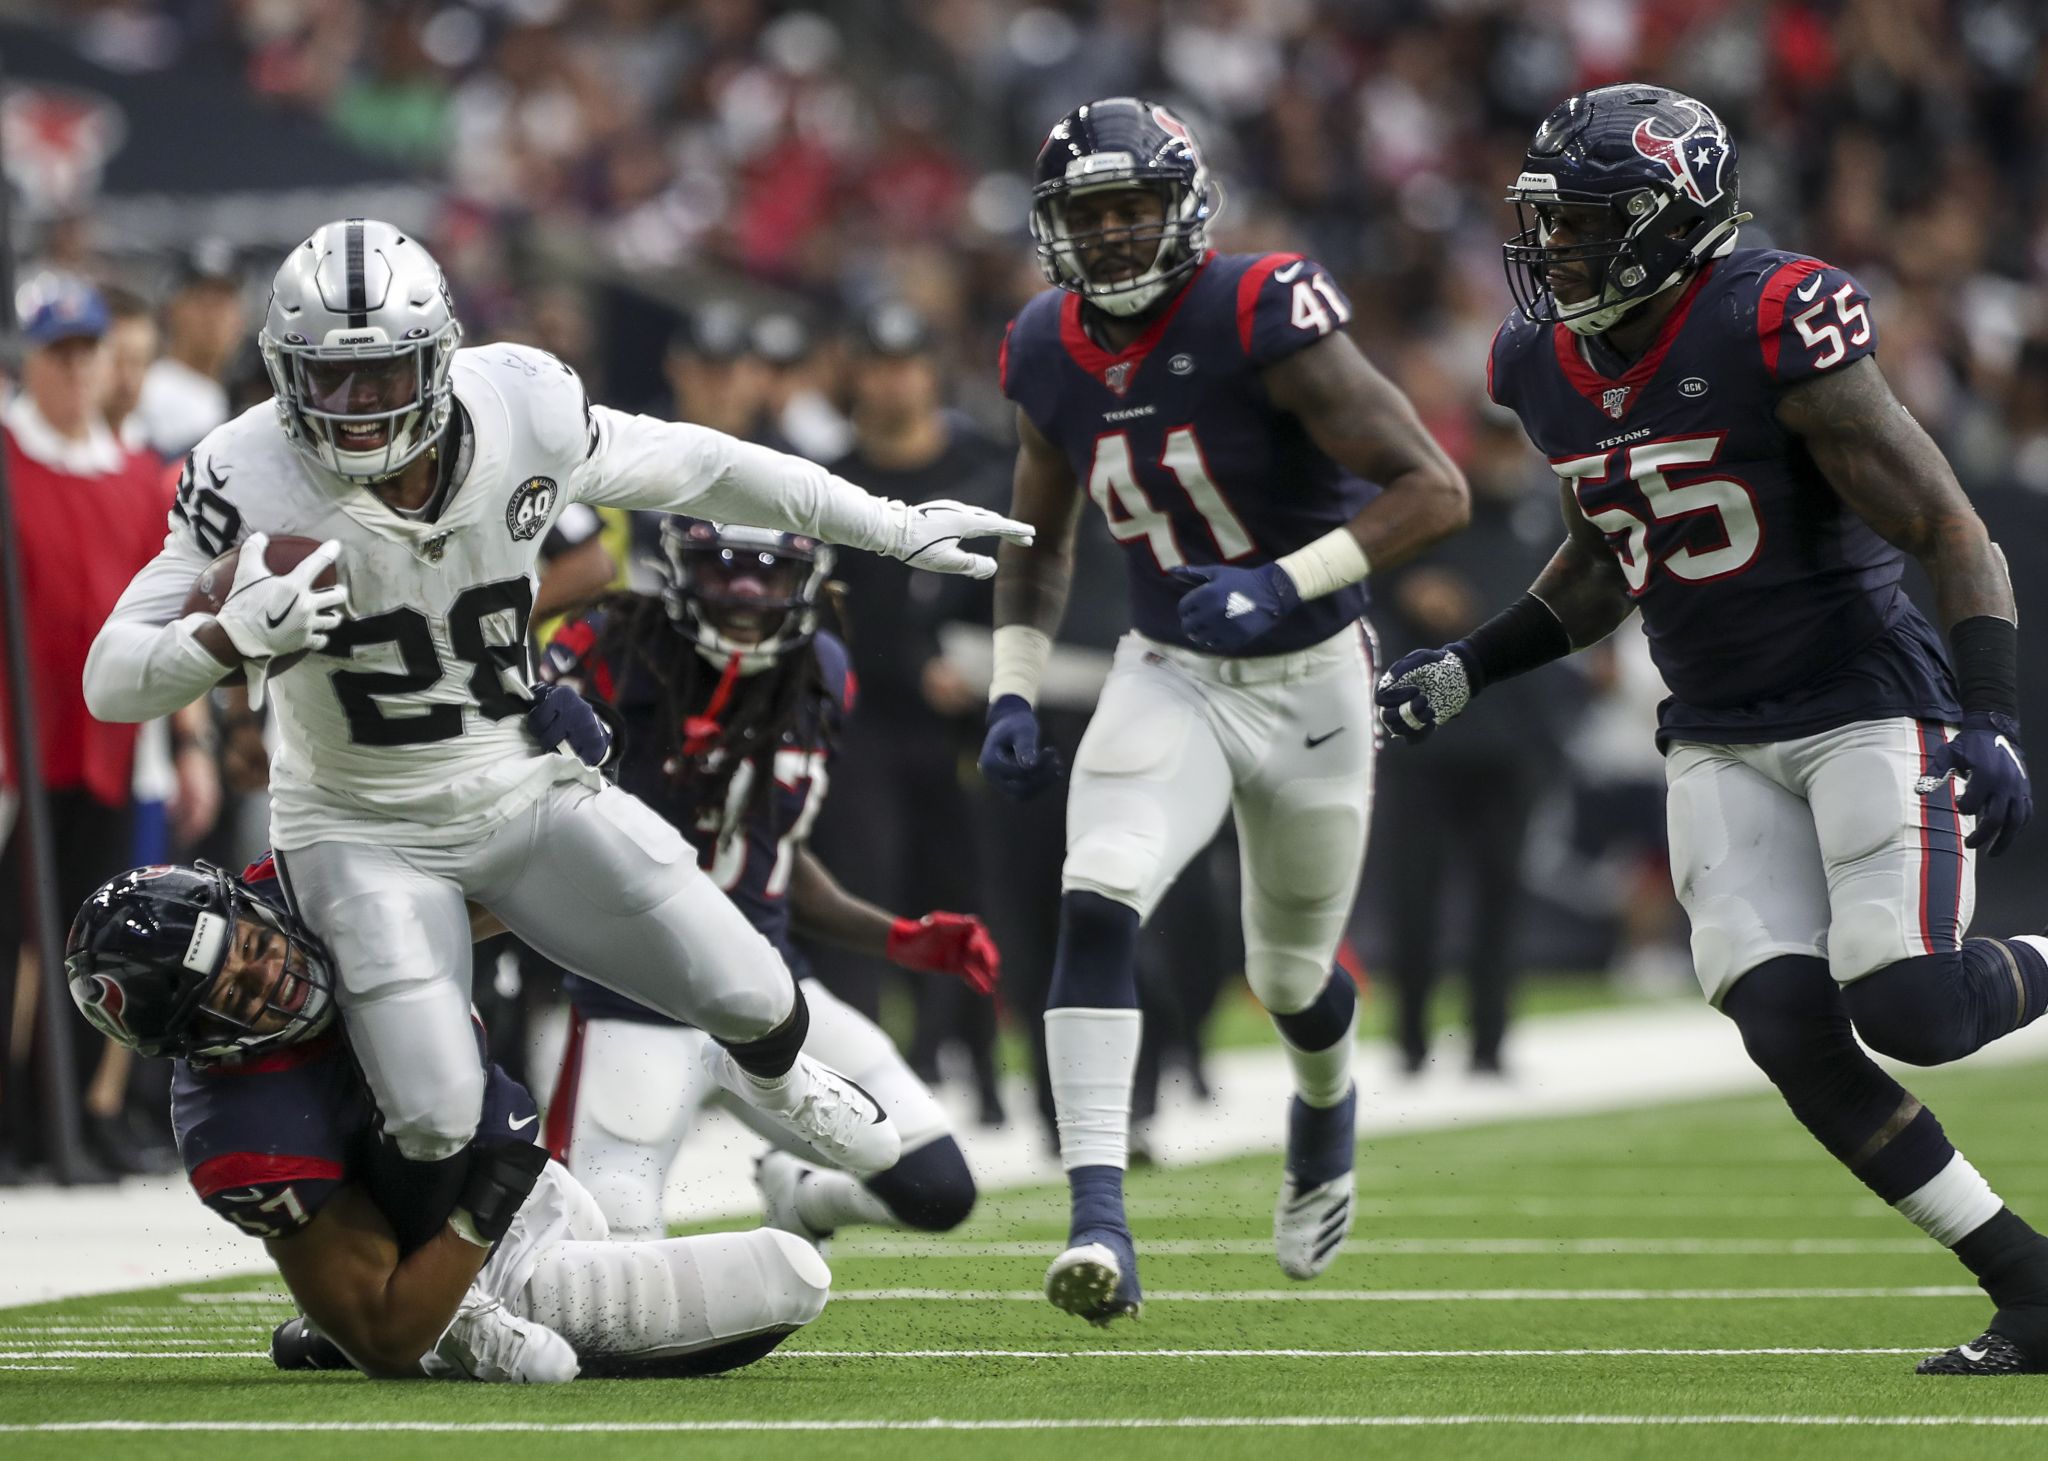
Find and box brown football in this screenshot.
[182,534,342,687]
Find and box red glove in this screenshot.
[887,912,1000,995]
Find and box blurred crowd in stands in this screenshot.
[6,0,2048,1183]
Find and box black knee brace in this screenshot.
[865,1136,977,1232]
[721,980,810,1080]
[1721,955,1954,1203]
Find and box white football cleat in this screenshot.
[756,1150,833,1246]
[1274,1173,1355,1280]
[1044,1234,1142,1326]
[704,1046,901,1176]
[429,1297,579,1384]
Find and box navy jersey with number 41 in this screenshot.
[1489,247,1960,746]
[1002,250,1378,655]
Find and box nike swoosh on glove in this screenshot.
[527,683,614,768]
[1169,563,1300,654]
[887,912,1001,995]
[979,693,1064,799]
[885,499,1036,579]
[1373,645,1476,744]
[1915,712,2031,856]
[211,533,349,710]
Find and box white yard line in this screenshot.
[9,1416,2048,1433]
[830,1237,1938,1257]
[831,1285,1982,1302]
[768,1347,1936,1359]
[0,1351,267,1360]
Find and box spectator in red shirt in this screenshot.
[0,275,186,1181]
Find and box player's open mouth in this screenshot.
[337,422,391,449]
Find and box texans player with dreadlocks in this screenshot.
[1378,83,2048,1375]
[540,518,997,1245]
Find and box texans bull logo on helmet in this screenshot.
[1629,98,1731,208]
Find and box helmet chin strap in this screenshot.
[1565,218,1748,338]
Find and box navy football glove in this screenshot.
[979,693,1064,799]
[1374,645,1477,744]
[1916,712,2031,856]
[1170,562,1301,654]
[527,682,613,768]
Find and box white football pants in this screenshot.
[276,781,798,1161]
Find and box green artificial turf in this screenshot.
[6,1051,2047,1460]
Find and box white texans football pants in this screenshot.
[1665,716,1975,1006]
[276,780,797,1161]
[555,977,954,1240]
[461,1159,829,1369]
[1063,626,1377,1015]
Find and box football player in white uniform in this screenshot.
[84,219,1030,1238]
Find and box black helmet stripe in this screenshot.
[344,217,368,328]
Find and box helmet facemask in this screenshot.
[660,520,833,675]
[183,891,339,1063]
[262,324,459,482]
[1032,173,1215,318]
[1504,182,1745,336]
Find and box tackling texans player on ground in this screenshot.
[66,860,832,1383]
[981,97,1468,1324]
[84,221,1030,1265]
[539,518,997,1247]
[1377,83,2048,1376]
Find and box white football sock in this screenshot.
[794,1169,899,1233]
[1896,1151,2004,1246]
[1045,1007,1142,1172]
[1276,1002,1358,1109]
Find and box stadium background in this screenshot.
[3,0,2048,1182]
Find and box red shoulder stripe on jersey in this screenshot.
[998,319,1015,397]
[1058,252,1214,384]
[191,1151,343,1200]
[242,852,278,885]
[1549,261,1718,421]
[1756,258,1828,380]
[1236,253,1304,355]
[841,666,859,715]
[1485,316,1509,406]
[197,1028,341,1077]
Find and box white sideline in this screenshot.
[829,1286,1983,1302]
[0,1345,1947,1360]
[9,1415,2048,1432]
[4,1000,2046,1307]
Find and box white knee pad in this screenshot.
[520,1227,830,1364]
[1240,797,1364,1016]
[344,1002,486,1161]
[1246,957,1335,1018]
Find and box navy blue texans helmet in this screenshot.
[1031,96,1217,318]
[1503,83,1750,335]
[66,863,336,1062]
[659,517,834,674]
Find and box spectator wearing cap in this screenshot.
[750,309,852,463]
[133,242,247,461]
[801,302,1010,1123]
[0,276,186,1179]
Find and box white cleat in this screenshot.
[430,1297,580,1384]
[1044,1239,1142,1326]
[704,1047,901,1175]
[756,1150,834,1247]
[1274,1173,1354,1280]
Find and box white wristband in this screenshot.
[1275,526,1371,602]
[990,624,1053,707]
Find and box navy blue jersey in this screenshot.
[171,856,536,1239]
[1002,251,1377,654]
[543,614,851,1026]
[1489,248,1960,746]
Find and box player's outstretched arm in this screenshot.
[1262,333,1470,573]
[1376,479,1631,744]
[789,846,999,993]
[980,410,1084,798]
[1781,354,2029,851]
[574,405,1031,577]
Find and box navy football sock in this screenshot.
[1845,938,2048,1067]
[1284,1086,1358,1189]
[1067,1164,1128,1242]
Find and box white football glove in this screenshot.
[211,533,349,709]
[883,498,1036,579]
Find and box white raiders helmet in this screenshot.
[258,219,462,483]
